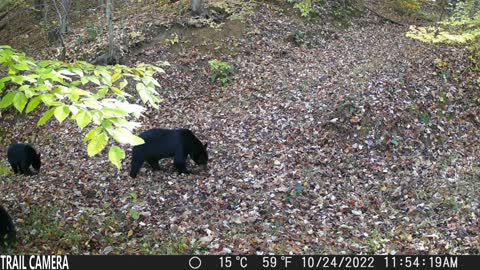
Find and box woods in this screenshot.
[0,0,479,255]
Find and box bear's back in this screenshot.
[139,128,193,142]
[7,144,36,157]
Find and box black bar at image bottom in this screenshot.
[0,255,477,270]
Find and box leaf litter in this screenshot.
[0,1,479,254]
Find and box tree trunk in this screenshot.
[106,0,114,61]
[51,0,70,60]
[190,0,203,16]
[60,0,69,35]
[34,0,45,19]
[51,0,70,35]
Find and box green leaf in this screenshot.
[0,76,12,84]
[129,208,140,220]
[108,146,125,169]
[69,105,79,116]
[87,131,108,156]
[80,76,89,85]
[89,76,101,85]
[136,83,150,104]
[68,92,80,102]
[391,138,399,146]
[58,69,76,76]
[111,73,121,82]
[23,86,36,98]
[420,111,430,124]
[84,127,102,142]
[26,95,42,113]
[94,86,108,99]
[100,69,113,81]
[110,118,141,130]
[110,127,145,146]
[72,68,84,77]
[111,86,123,95]
[119,80,128,89]
[75,110,92,129]
[13,92,27,112]
[40,94,56,106]
[13,63,29,71]
[34,84,50,92]
[102,107,128,118]
[129,192,138,200]
[54,105,70,123]
[0,92,16,108]
[37,108,55,126]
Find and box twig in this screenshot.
[362,4,407,26]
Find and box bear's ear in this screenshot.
[204,142,208,148]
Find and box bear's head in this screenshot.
[32,152,41,172]
[192,143,208,167]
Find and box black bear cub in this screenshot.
[7,144,41,175]
[0,206,16,249]
[129,128,208,178]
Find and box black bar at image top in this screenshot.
[0,255,477,270]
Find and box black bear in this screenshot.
[7,144,41,175]
[129,128,208,178]
[0,206,16,249]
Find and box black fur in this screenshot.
[129,128,208,178]
[0,206,16,249]
[7,144,41,175]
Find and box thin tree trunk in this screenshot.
[106,0,114,60]
[190,0,203,16]
[34,0,45,19]
[51,0,69,35]
[61,0,69,35]
[43,0,49,27]
[51,0,69,60]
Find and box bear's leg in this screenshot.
[147,159,161,171]
[9,162,19,174]
[173,149,190,174]
[19,160,33,176]
[129,158,144,178]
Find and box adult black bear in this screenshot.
[129,128,208,178]
[0,206,16,249]
[7,144,41,175]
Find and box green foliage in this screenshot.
[330,3,357,26]
[336,100,357,114]
[367,228,384,253]
[468,41,480,71]
[406,1,480,88]
[394,0,421,15]
[127,192,139,221]
[85,24,103,42]
[407,1,480,44]
[383,131,401,147]
[209,0,257,20]
[288,0,312,17]
[0,164,11,176]
[0,45,168,168]
[208,59,234,86]
[0,0,14,12]
[289,31,306,46]
[164,34,179,45]
[22,204,84,245]
[419,111,431,124]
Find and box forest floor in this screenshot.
[0,1,479,254]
